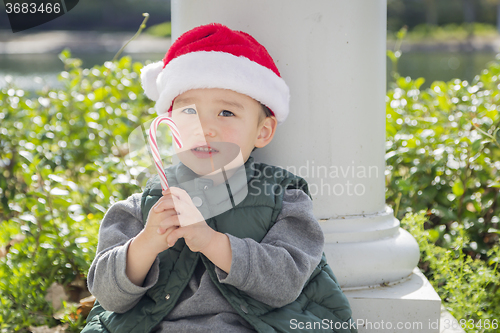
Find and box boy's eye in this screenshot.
[182,107,197,114]
[219,110,234,117]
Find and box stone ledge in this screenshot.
[344,268,442,332]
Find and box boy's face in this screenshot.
[170,88,277,176]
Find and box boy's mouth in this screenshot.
[192,145,219,153]
[191,144,219,158]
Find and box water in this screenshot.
[1,51,498,91]
[0,52,165,91]
[389,51,499,88]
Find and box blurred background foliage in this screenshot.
[387,27,500,332]
[387,28,500,259]
[387,22,499,41]
[0,50,156,331]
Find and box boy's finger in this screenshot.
[166,227,185,247]
[153,197,176,212]
[149,208,178,228]
[159,214,181,230]
[158,208,179,218]
[158,190,182,204]
[168,187,190,201]
[157,225,177,235]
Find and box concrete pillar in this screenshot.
[171,0,442,331]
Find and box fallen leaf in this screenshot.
[78,295,96,318]
[45,282,68,311]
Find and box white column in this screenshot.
[172,1,442,331]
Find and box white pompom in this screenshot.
[140,61,164,101]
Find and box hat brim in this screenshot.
[152,51,290,124]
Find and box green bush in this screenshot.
[387,28,500,331]
[401,211,500,332]
[386,30,500,258]
[0,50,155,332]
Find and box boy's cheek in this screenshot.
[219,130,240,143]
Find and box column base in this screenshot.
[344,268,442,333]
[320,206,421,287]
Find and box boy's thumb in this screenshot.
[167,228,183,247]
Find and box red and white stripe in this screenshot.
[148,115,183,190]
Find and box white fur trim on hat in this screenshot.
[153,51,290,124]
[140,61,164,101]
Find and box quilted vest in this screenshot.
[82,156,357,333]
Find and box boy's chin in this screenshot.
[177,156,225,176]
[179,152,246,177]
[182,161,240,176]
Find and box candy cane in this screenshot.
[148,115,183,191]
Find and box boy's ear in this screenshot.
[255,116,278,148]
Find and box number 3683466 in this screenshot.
[5,2,61,14]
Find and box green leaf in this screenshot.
[58,48,72,61]
[70,77,80,89]
[428,229,439,242]
[487,228,500,234]
[387,50,397,63]
[452,180,464,196]
[18,150,33,163]
[415,77,425,89]
[49,188,69,196]
[94,87,108,101]
[396,26,407,40]
[100,184,110,200]
[471,139,482,153]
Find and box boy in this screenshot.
[82,23,357,333]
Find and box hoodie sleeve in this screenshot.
[86,193,160,313]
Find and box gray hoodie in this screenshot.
[86,188,324,333]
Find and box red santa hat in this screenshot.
[140,23,290,124]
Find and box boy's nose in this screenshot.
[204,129,215,138]
[197,113,217,138]
[200,121,216,138]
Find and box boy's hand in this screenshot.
[161,187,216,253]
[138,188,182,255]
[159,187,205,227]
[139,186,225,268]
